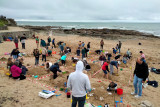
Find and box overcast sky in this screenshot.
[0,0,160,21]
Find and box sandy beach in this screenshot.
[0,31,160,107]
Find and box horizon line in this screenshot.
[15,19,160,23]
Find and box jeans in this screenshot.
[110,64,114,74]
[72,95,86,107]
[82,53,86,59]
[13,55,18,59]
[77,52,80,56]
[35,58,39,65]
[133,75,143,96]
[118,48,121,53]
[42,55,46,62]
[22,43,25,49]
[108,56,111,61]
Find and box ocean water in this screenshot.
[16,21,160,36]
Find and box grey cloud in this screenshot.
[0,0,160,21]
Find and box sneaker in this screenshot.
[135,95,141,98]
[131,92,137,95]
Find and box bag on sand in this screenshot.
[147,81,158,88]
[151,68,160,74]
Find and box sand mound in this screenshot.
[0,57,7,61]
[27,67,47,76]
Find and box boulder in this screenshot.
[141,100,153,107]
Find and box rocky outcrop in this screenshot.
[19,25,60,31]
[62,28,158,39]
[0,15,17,27]
[7,18,17,26]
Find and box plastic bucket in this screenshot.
[117,88,123,95]
[52,51,56,54]
[67,92,71,98]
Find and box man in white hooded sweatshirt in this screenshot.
[67,61,91,107]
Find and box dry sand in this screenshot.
[0,32,160,107]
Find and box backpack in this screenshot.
[147,81,158,88]
[151,68,160,74]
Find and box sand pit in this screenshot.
[0,33,160,107]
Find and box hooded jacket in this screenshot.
[67,61,91,97]
[11,65,22,77]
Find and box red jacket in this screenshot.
[102,62,108,70]
[11,65,22,77]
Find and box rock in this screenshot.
[139,43,142,45]
[141,104,147,107]
[141,100,153,107]
[7,18,17,26]
[61,28,158,39]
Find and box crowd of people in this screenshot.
[6,34,149,107]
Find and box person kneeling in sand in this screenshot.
[10,61,26,80]
[107,82,117,92]
[46,62,62,79]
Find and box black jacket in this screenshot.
[20,37,26,41]
[134,62,149,81]
[11,49,20,56]
[34,52,40,59]
[87,43,90,49]
[49,63,61,74]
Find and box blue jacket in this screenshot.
[52,39,54,43]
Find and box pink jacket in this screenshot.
[11,65,22,77]
[102,62,108,70]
